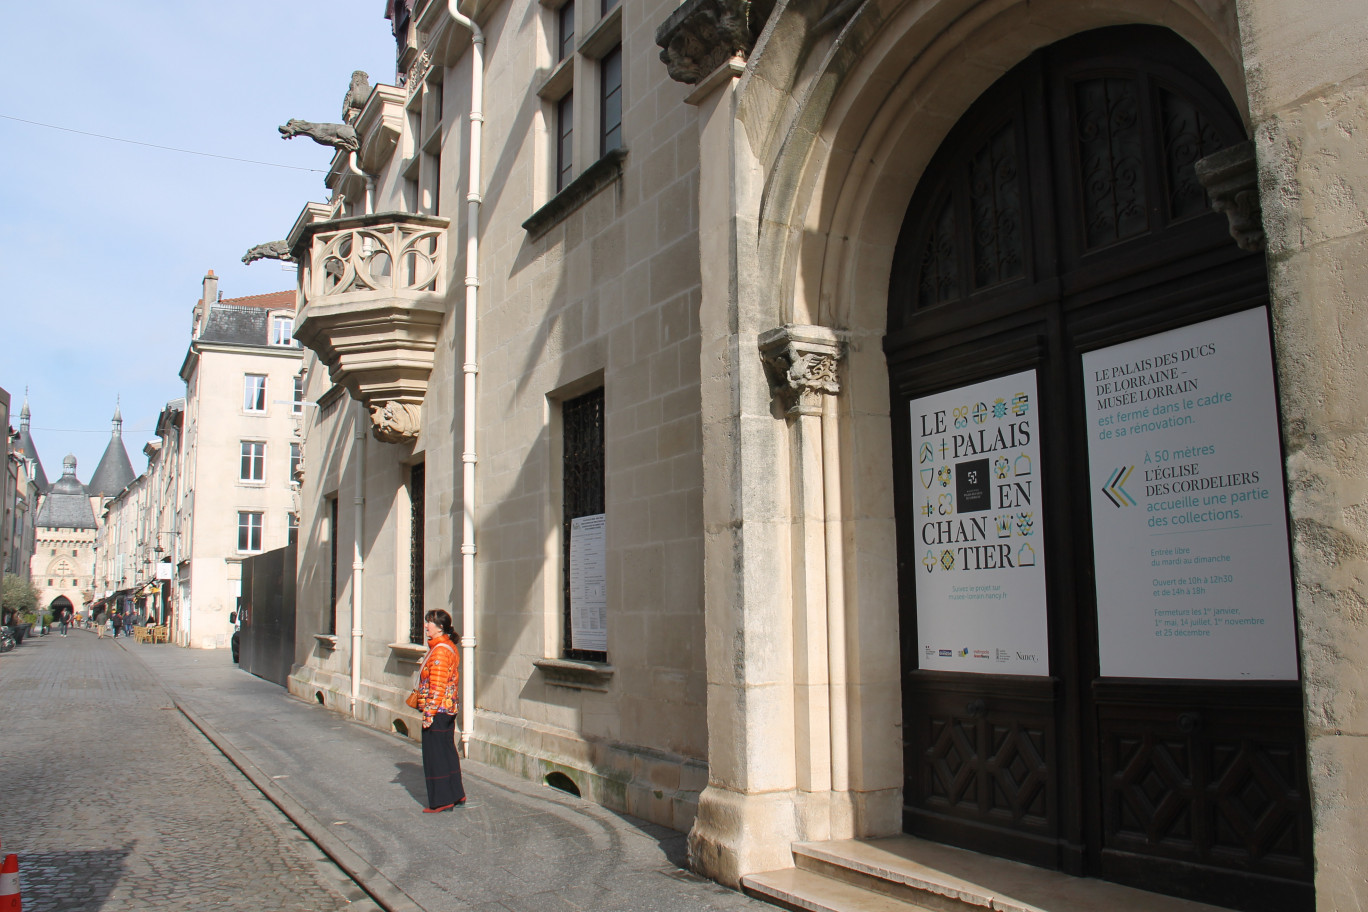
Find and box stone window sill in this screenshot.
[534,657,615,692]
[522,147,628,241]
[314,634,338,649]
[389,642,427,663]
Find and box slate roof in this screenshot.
[14,420,48,491]
[198,305,272,346]
[87,412,136,498]
[34,455,96,530]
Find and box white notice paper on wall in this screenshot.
[569,513,608,652]
[1083,308,1298,680]
[909,370,1049,676]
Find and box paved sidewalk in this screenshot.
[128,638,767,912]
[0,629,376,912]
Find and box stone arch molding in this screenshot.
[738,0,1248,335]
[705,0,1253,862]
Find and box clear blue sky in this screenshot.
[1,3,396,481]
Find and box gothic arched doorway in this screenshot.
[887,26,1311,912]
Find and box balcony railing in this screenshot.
[295,211,451,443]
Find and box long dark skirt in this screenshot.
[421,713,466,808]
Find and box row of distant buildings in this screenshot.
[1,278,302,646]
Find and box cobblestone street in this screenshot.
[0,630,377,911]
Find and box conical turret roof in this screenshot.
[87,406,136,498]
[14,393,49,492]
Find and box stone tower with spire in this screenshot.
[28,452,98,624]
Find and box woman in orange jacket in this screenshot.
[417,609,466,812]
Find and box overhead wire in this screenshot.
[0,113,328,173]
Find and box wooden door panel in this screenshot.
[904,674,1062,867]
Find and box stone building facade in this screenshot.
[268,0,1368,909]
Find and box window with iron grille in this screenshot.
[409,463,426,644]
[562,387,605,660]
[328,496,339,636]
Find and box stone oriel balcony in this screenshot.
[293,211,450,442]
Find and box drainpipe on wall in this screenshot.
[345,152,374,216]
[351,403,366,712]
[447,0,484,756]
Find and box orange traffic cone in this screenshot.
[0,852,19,911]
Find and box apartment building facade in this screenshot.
[177,273,303,648]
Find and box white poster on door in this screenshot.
[910,370,1049,675]
[1083,308,1297,680]
[569,513,607,652]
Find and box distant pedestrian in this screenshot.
[97,612,106,638]
[111,610,123,638]
[416,609,465,813]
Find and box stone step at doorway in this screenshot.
[742,836,1232,912]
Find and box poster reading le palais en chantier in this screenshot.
[910,370,1049,676]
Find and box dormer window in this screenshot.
[271,315,296,346]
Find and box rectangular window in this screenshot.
[558,0,575,60]
[600,45,622,155]
[288,512,299,546]
[562,387,606,660]
[271,316,295,346]
[292,375,304,415]
[409,463,426,644]
[237,511,263,553]
[244,375,267,413]
[328,496,339,636]
[556,92,574,192]
[289,443,302,483]
[240,441,265,482]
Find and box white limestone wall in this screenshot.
[292,0,711,831]
[1235,1,1368,907]
[461,0,709,829]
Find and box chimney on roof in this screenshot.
[203,270,219,308]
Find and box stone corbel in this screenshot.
[1194,140,1264,253]
[369,401,423,444]
[655,0,773,85]
[758,325,842,418]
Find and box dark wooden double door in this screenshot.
[886,27,1313,912]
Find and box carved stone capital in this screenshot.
[1195,140,1264,253]
[369,401,423,444]
[758,325,842,417]
[655,0,773,85]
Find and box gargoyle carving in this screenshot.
[369,401,422,443]
[241,240,296,265]
[342,71,371,123]
[278,119,360,153]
